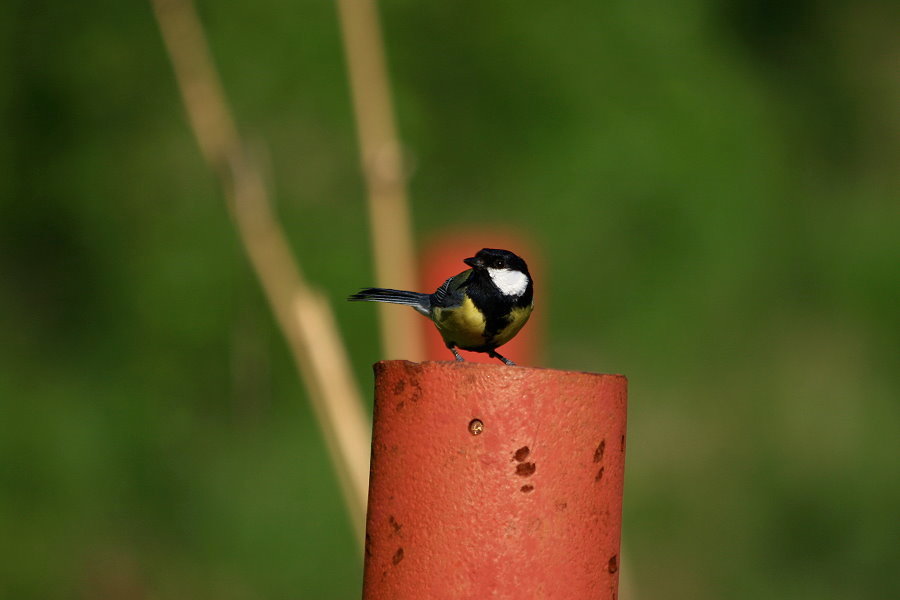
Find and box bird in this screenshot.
[348,248,534,365]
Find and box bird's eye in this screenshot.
[493,259,504,268]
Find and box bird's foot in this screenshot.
[449,347,465,362]
[488,350,516,366]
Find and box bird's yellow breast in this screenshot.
[490,304,532,347]
[432,298,532,350]
[432,297,486,349]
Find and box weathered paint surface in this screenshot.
[363,360,627,600]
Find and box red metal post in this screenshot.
[363,361,627,600]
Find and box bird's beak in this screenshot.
[463,256,483,268]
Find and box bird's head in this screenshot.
[464,248,531,296]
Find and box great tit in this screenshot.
[348,248,533,365]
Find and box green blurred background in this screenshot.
[1,0,898,598]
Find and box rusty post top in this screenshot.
[373,359,626,381]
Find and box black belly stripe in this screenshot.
[464,270,533,346]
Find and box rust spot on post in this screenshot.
[593,439,606,463]
[515,462,536,477]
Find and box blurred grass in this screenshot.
[1,0,898,598]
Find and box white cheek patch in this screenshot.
[487,268,529,296]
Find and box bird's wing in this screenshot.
[431,269,472,308]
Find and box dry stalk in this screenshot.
[336,0,424,361]
[150,0,370,544]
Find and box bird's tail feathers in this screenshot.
[348,288,431,315]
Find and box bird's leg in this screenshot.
[488,350,516,366]
[449,346,465,362]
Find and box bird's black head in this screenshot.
[463,248,529,274]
